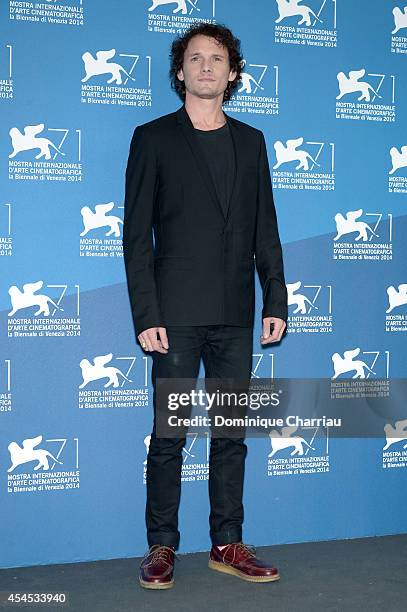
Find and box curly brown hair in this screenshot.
[169,22,243,103]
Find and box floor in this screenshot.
[1,535,407,611]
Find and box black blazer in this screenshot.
[122,104,288,336]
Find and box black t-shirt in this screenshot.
[194,122,235,218]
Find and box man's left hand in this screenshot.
[260,317,286,344]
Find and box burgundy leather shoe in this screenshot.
[139,544,176,589]
[208,542,280,583]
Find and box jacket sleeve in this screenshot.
[122,125,163,336]
[254,132,288,322]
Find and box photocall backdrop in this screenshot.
[1,0,407,568]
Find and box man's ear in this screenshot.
[228,69,237,82]
[177,68,184,82]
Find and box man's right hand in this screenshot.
[138,327,169,353]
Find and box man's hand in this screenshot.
[260,317,286,344]
[138,327,169,353]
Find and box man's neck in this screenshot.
[184,94,226,131]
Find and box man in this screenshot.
[123,22,288,589]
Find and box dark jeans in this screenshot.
[145,324,253,550]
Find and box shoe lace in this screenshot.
[217,542,257,564]
[234,542,257,558]
[145,545,180,566]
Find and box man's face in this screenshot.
[177,34,237,100]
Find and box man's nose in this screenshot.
[201,60,213,72]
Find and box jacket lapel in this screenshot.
[176,104,238,223]
[223,113,239,224]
